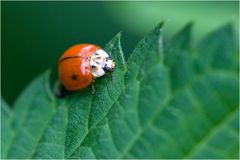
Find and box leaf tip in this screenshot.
[176,21,193,37]
[216,23,235,37]
[166,21,193,52]
[115,31,122,39]
[104,32,126,69]
[153,21,165,36]
[104,32,122,49]
[111,32,123,48]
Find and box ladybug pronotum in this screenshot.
[58,44,115,91]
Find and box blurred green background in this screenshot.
[1,1,238,105]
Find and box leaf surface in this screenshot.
[1,23,239,159]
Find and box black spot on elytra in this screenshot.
[71,74,78,80]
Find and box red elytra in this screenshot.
[58,44,100,91]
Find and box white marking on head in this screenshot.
[95,49,109,58]
[91,66,105,77]
[90,49,115,78]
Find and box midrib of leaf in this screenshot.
[184,107,239,158]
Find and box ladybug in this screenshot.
[58,44,115,91]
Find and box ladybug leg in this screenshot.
[91,78,96,94]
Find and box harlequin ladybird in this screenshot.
[58,44,115,91]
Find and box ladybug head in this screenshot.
[103,57,115,72]
[90,49,116,78]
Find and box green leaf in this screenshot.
[1,23,238,159]
[5,71,56,158]
[1,98,14,158]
